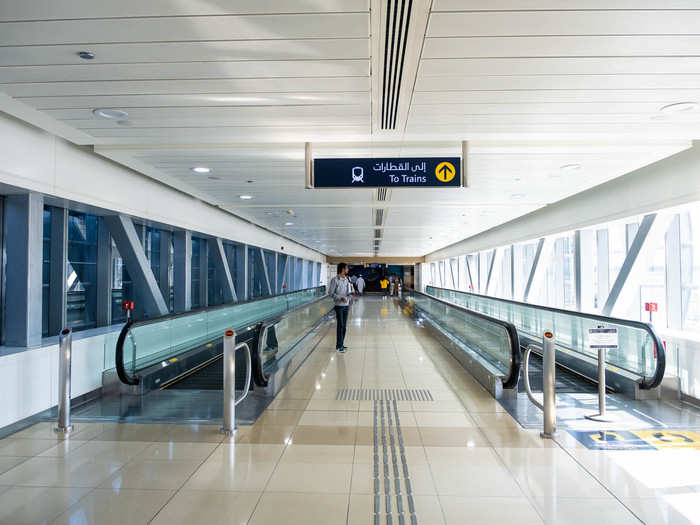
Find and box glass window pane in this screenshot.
[66,211,98,332]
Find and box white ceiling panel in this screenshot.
[427,11,700,37]
[0,1,697,257]
[0,60,369,83]
[0,39,369,66]
[0,14,369,46]
[423,36,700,59]
[2,78,371,98]
[419,57,700,77]
[0,0,369,20]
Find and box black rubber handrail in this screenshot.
[405,288,521,389]
[426,285,666,389]
[115,286,327,385]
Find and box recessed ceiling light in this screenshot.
[207,176,220,180]
[284,222,294,226]
[560,163,581,172]
[191,166,210,174]
[239,195,254,200]
[92,108,128,120]
[77,51,95,60]
[247,180,255,184]
[660,101,699,113]
[286,209,295,215]
[510,193,525,199]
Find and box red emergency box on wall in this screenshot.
[645,302,658,312]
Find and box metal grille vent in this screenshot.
[336,388,434,401]
[376,187,389,201]
[381,0,414,130]
[374,228,383,239]
[375,209,385,226]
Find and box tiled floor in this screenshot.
[0,297,699,524]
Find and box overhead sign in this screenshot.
[313,157,461,188]
[588,327,618,349]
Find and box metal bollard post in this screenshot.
[221,329,237,436]
[55,328,73,434]
[541,331,556,438]
[585,348,612,422]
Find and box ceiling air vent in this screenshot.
[374,229,383,239]
[381,0,414,130]
[376,187,389,201]
[374,209,385,226]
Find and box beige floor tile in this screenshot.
[0,438,58,457]
[298,410,358,426]
[150,490,260,525]
[0,456,124,488]
[0,456,27,475]
[413,411,476,428]
[349,462,372,494]
[249,492,348,525]
[430,463,523,497]
[8,422,103,442]
[265,398,309,411]
[184,460,277,491]
[235,425,296,445]
[425,446,503,467]
[292,425,357,445]
[134,441,218,461]
[418,427,491,447]
[440,496,544,525]
[267,462,352,493]
[539,498,641,525]
[209,443,286,464]
[61,440,150,462]
[305,399,360,411]
[0,486,91,525]
[38,440,89,458]
[52,488,173,525]
[155,424,226,443]
[622,495,700,525]
[101,458,201,490]
[347,494,446,525]
[405,462,439,495]
[480,427,556,449]
[472,412,521,428]
[279,444,355,465]
[92,423,168,442]
[255,409,304,426]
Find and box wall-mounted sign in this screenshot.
[313,157,461,188]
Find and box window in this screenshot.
[277,254,288,292]
[191,237,202,309]
[66,211,98,332]
[41,207,51,336]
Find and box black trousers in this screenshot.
[334,305,349,349]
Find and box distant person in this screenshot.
[389,275,396,296]
[328,262,354,352]
[394,275,401,296]
[351,274,358,291]
[380,276,389,298]
[356,275,366,295]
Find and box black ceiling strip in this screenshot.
[385,0,399,130]
[389,0,407,130]
[381,0,392,130]
[392,0,413,129]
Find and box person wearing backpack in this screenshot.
[328,262,354,353]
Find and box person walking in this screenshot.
[356,275,365,295]
[389,275,396,296]
[328,262,354,352]
[380,276,389,298]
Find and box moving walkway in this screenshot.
[107,286,332,398]
[404,286,665,400]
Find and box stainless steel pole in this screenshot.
[55,328,73,434]
[221,329,237,436]
[585,348,612,422]
[541,330,556,438]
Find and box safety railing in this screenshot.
[402,288,521,388]
[115,286,326,385]
[426,286,665,389]
[523,332,557,438]
[221,329,252,435]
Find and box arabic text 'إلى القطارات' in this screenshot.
[372,161,427,174]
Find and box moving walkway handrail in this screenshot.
[252,292,334,387]
[115,286,326,385]
[426,285,666,389]
[405,288,521,389]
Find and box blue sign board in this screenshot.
[313,157,461,188]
